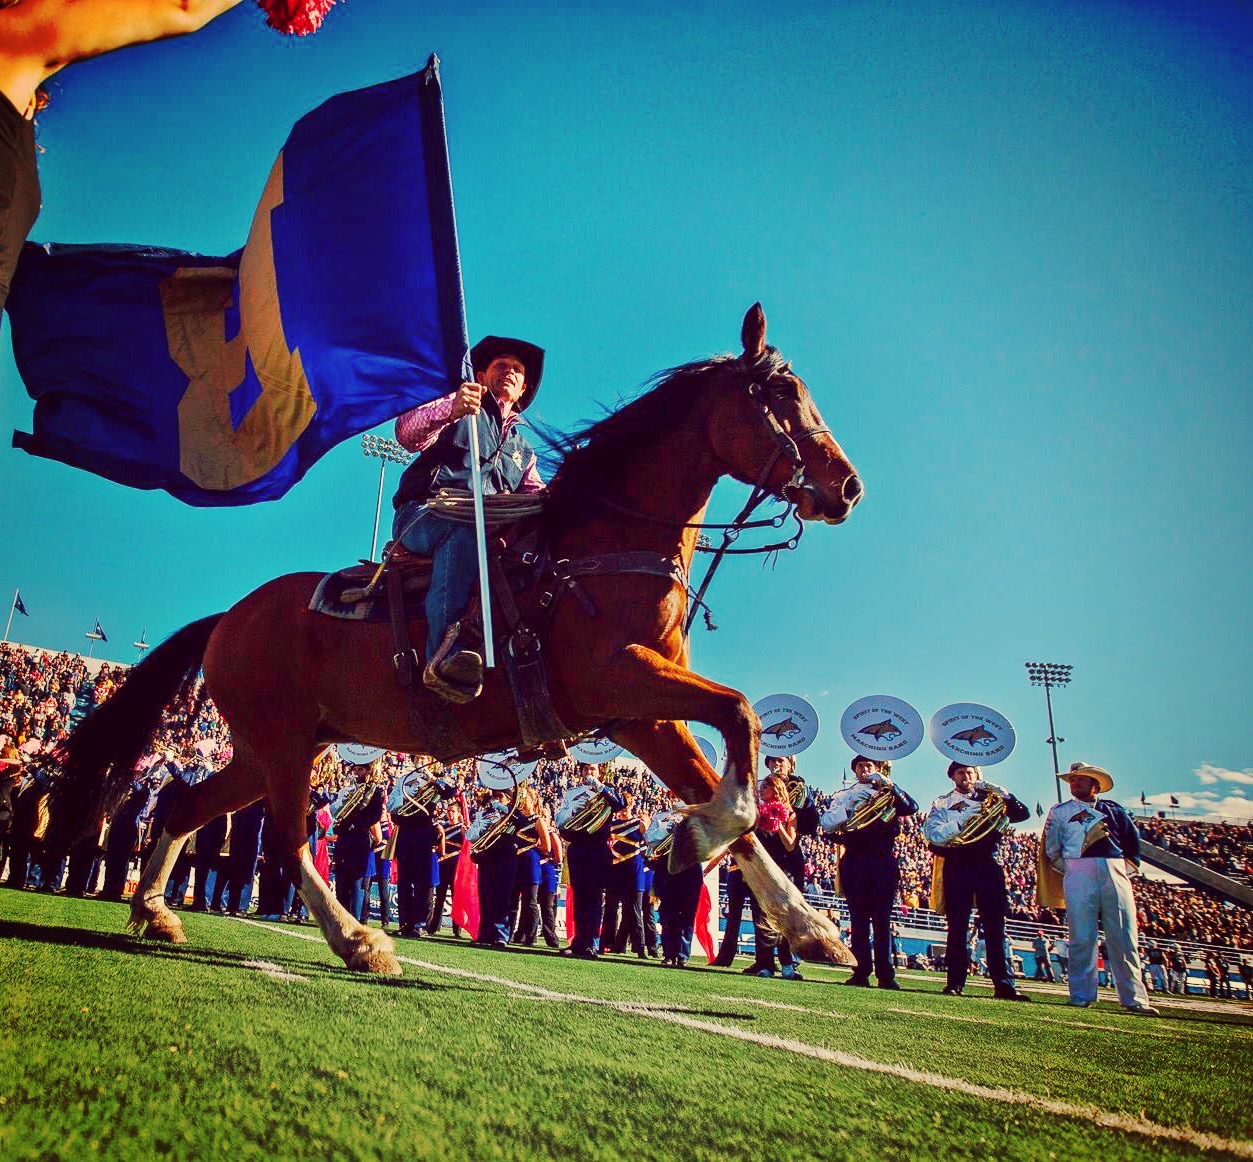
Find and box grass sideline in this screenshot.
[0,892,1249,1161]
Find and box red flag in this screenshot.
[693,858,721,964]
[451,791,479,939]
[564,879,575,943]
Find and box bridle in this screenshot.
[598,357,841,637]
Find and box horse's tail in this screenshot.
[48,614,225,853]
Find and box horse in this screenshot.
[52,303,864,975]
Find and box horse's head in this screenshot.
[707,304,863,525]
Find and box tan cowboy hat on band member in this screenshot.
[1066,760,1114,794]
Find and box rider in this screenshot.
[391,335,545,703]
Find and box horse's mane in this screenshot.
[539,347,788,536]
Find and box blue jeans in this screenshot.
[392,503,478,661]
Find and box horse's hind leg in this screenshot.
[292,846,401,975]
[127,830,192,942]
[263,755,401,976]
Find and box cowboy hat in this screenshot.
[470,335,545,411]
[1066,761,1114,794]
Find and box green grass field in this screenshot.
[1,891,1249,1161]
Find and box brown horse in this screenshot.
[54,304,864,975]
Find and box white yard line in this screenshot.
[241,958,308,983]
[234,919,1251,1157]
[880,1005,1180,1040]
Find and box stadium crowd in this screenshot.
[2,643,1252,960]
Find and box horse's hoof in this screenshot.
[145,917,187,944]
[669,778,757,872]
[345,930,402,976]
[790,914,857,966]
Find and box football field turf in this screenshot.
[1,891,1249,1161]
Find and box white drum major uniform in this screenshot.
[1039,761,1158,1015]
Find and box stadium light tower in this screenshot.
[361,434,413,561]
[1025,661,1073,802]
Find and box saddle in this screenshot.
[309,513,690,759]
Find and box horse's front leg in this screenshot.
[731,834,856,967]
[609,717,757,871]
[593,645,759,864]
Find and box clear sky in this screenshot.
[1,0,1249,821]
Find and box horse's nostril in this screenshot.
[844,474,864,504]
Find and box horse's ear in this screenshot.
[741,303,767,361]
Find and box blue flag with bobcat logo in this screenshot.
[7,60,468,506]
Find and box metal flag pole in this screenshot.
[2,589,16,643]
[466,409,495,668]
[421,54,494,669]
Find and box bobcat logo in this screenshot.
[950,726,996,747]
[762,718,800,740]
[857,720,901,742]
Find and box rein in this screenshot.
[596,371,830,638]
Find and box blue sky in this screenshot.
[1,1,1249,819]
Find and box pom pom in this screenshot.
[257,0,337,36]
[758,800,792,834]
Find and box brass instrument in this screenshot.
[644,808,680,862]
[947,785,1010,847]
[390,767,451,819]
[334,781,374,827]
[467,800,517,855]
[786,773,809,811]
[609,816,644,865]
[555,783,614,835]
[820,780,897,837]
[513,816,541,856]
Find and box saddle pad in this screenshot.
[309,561,432,623]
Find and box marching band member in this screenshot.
[427,799,465,936]
[649,795,702,968]
[560,763,625,959]
[510,786,551,946]
[604,791,648,958]
[744,773,804,980]
[924,762,1030,1001]
[332,762,385,921]
[1040,762,1158,1015]
[537,807,563,948]
[472,787,518,949]
[826,755,918,989]
[388,765,454,939]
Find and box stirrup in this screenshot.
[423,622,483,703]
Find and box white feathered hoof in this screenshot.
[788,908,857,966]
[343,929,403,976]
[668,773,757,872]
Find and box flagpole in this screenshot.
[466,411,495,669]
[2,590,15,643]
[421,54,495,671]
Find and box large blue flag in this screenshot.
[6,59,468,506]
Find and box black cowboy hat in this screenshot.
[470,335,545,411]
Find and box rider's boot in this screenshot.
[422,619,484,704]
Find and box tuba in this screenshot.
[820,780,897,837]
[555,783,614,835]
[643,808,681,862]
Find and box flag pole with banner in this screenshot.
[3,589,27,643]
[7,58,470,508]
[416,58,495,669]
